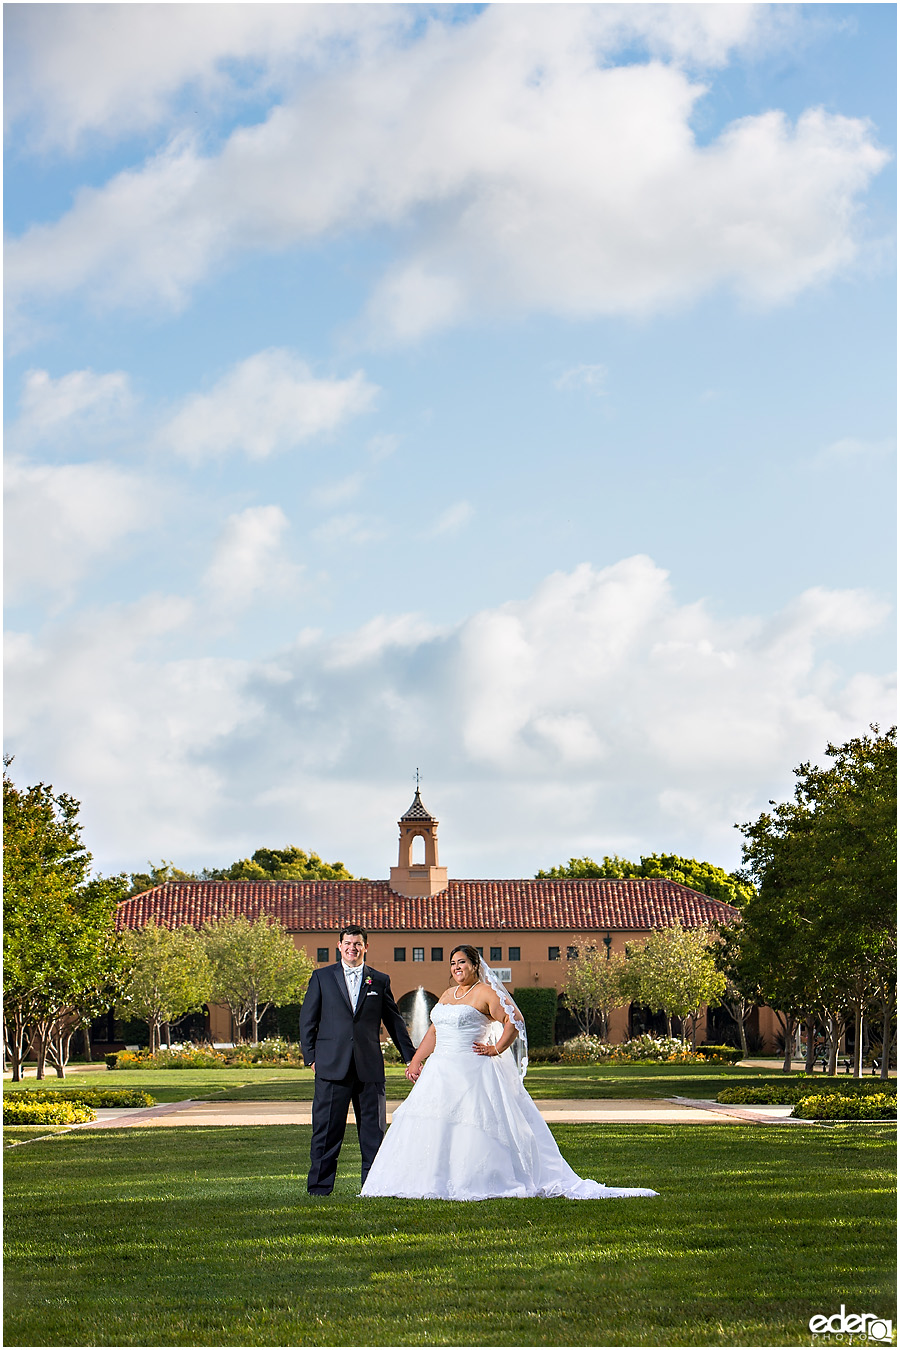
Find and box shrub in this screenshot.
[560,1035,616,1064]
[6,1088,154,1109]
[718,1079,896,1106]
[614,1034,704,1063]
[527,1045,563,1064]
[4,1098,95,1126]
[559,1033,708,1065]
[697,1044,744,1064]
[106,1041,307,1070]
[512,987,558,1048]
[381,1040,402,1064]
[793,1093,897,1120]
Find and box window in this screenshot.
[548,946,560,961]
[490,946,502,963]
[413,947,425,962]
[394,947,407,962]
[567,945,579,960]
[508,947,520,962]
[335,948,341,962]
[316,948,329,964]
[476,946,484,956]
[431,947,443,962]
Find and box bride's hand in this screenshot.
[405,1061,422,1081]
[473,1042,500,1057]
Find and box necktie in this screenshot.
[345,966,361,1009]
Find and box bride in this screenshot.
[360,944,658,1201]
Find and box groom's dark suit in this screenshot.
[300,963,415,1193]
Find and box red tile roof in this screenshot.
[116,878,738,933]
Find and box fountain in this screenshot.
[409,987,431,1048]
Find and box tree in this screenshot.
[536,853,752,907]
[118,922,212,1052]
[126,847,355,894]
[3,761,126,1080]
[126,861,198,897]
[561,942,627,1038]
[206,846,354,881]
[620,922,726,1046]
[738,726,896,1076]
[202,916,314,1042]
[712,924,758,1058]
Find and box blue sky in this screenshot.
[4,3,896,882]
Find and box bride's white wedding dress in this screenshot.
[361,1003,658,1201]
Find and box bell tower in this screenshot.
[389,780,449,898]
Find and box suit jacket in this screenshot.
[299,963,415,1082]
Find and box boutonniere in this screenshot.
[365,976,373,986]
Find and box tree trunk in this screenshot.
[82,1021,93,1062]
[825,1014,841,1075]
[737,1010,749,1059]
[852,1004,863,1078]
[882,1004,894,1080]
[804,1014,817,1074]
[777,1011,796,1072]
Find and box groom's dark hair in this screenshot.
[340,924,368,943]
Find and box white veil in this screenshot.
[479,957,528,1078]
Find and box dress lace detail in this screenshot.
[360,1004,658,1201]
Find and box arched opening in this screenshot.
[411,833,426,865]
[628,1003,672,1039]
[397,988,440,1045]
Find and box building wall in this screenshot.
[288,929,712,1045]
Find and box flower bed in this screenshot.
[4,1098,95,1126]
[106,1039,306,1070]
[559,1034,707,1064]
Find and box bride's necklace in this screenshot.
[453,979,481,1001]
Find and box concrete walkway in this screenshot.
[81,1096,796,1128]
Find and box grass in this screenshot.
[3,1122,895,1347]
[3,1060,814,1104]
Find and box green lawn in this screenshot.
[3,1059,809,1104]
[3,1123,895,1346]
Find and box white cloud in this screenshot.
[4,4,406,152]
[426,501,474,538]
[158,349,378,460]
[5,556,893,877]
[4,458,159,605]
[311,513,386,549]
[15,367,134,442]
[6,8,887,339]
[310,473,367,509]
[202,505,300,612]
[554,364,609,396]
[815,435,896,465]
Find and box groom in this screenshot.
[300,925,416,1194]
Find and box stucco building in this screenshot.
[117,789,771,1047]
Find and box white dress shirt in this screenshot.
[342,963,364,1010]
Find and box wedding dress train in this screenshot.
[360,1003,658,1201]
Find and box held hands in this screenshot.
[405,1061,423,1082]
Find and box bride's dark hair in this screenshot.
[449,944,481,972]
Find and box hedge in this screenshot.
[513,987,557,1048]
[5,1088,154,1109]
[696,1044,744,1064]
[793,1093,897,1120]
[718,1080,897,1106]
[4,1098,95,1126]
